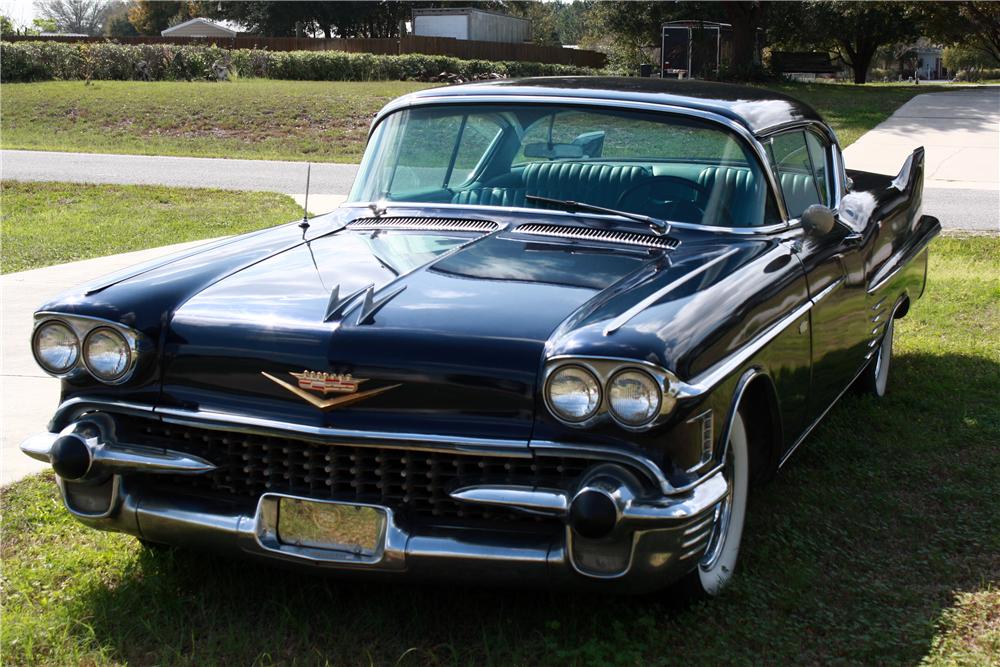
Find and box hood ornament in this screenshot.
[262,370,400,411]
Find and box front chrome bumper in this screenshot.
[22,417,727,592]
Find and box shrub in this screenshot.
[0,41,597,83]
[954,68,1000,82]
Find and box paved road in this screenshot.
[843,87,999,232]
[2,150,360,196]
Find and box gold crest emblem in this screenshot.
[262,370,400,411]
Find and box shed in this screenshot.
[161,18,237,38]
[411,7,530,44]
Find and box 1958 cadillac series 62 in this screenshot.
[22,78,940,596]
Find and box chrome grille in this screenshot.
[514,223,678,249]
[114,416,591,524]
[347,217,499,233]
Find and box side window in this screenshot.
[769,131,822,219]
[804,131,830,204]
[391,114,462,193]
[389,113,501,194]
[450,116,503,186]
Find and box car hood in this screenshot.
[161,223,660,440]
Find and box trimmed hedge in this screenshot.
[0,41,596,83]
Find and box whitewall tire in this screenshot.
[681,410,750,597]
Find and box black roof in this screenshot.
[404,77,825,136]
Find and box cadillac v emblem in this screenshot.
[290,371,365,394]
[262,370,400,411]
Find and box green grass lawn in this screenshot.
[1,236,997,666]
[0,181,302,273]
[0,80,432,163]
[0,79,952,163]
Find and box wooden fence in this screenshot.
[2,34,607,68]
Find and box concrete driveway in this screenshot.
[0,239,219,486]
[843,87,999,232]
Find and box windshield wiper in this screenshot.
[525,195,670,235]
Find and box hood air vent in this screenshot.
[347,217,500,233]
[515,223,679,250]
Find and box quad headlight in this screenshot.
[83,327,132,382]
[545,365,602,422]
[32,321,80,375]
[543,359,673,430]
[31,315,142,384]
[608,370,661,426]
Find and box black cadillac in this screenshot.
[22,78,940,596]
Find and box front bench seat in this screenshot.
[778,171,822,219]
[697,166,762,227]
[522,162,652,209]
[452,187,526,208]
[452,162,652,210]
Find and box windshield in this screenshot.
[349,104,781,228]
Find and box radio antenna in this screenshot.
[299,163,312,231]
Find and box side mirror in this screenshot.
[801,204,837,236]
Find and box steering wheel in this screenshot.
[616,175,735,226]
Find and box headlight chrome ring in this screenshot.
[82,326,135,383]
[31,320,80,375]
[607,369,662,427]
[544,365,602,423]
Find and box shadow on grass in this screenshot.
[70,351,999,665]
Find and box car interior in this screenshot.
[354,106,834,228]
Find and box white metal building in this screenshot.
[411,8,530,44]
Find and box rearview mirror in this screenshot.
[801,204,837,236]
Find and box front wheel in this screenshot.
[677,410,750,597]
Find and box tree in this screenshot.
[772,1,922,84]
[584,1,695,71]
[720,1,766,68]
[921,2,1000,66]
[0,14,16,35]
[32,17,59,32]
[33,0,117,35]
[104,5,138,37]
[943,45,996,72]
[127,1,196,36]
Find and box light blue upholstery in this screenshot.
[778,171,821,219]
[452,162,652,209]
[697,166,761,226]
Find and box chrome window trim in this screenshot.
[32,312,147,384]
[364,94,792,225]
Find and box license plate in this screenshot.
[276,497,386,557]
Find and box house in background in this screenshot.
[161,18,237,38]
[914,43,945,80]
[411,7,530,44]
